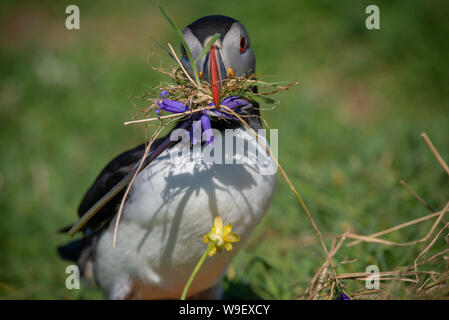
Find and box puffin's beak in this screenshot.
[205,44,226,109]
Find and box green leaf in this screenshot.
[250,95,276,104]
[158,1,201,88]
[195,33,220,63]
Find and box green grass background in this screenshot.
[0,0,448,299]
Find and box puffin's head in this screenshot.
[181,15,256,107]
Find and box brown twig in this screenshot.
[400,180,435,212]
[220,106,330,256]
[259,82,299,96]
[421,132,449,176]
[167,43,197,88]
[413,221,449,279]
[124,105,215,125]
[112,121,173,248]
[346,201,449,247]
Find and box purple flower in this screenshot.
[156,90,251,145]
[220,96,251,109]
[157,98,188,114]
[160,90,170,98]
[190,117,202,146]
[201,114,213,144]
[336,293,350,300]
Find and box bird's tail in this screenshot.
[57,236,92,263]
[57,235,97,285]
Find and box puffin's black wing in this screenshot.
[59,140,164,264]
[71,121,187,234]
[77,133,168,233]
[76,142,147,233]
[58,143,148,264]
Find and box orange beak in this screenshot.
[208,44,221,109]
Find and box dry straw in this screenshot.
[305,133,449,300]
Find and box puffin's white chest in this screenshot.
[94,128,276,299]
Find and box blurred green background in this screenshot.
[0,0,448,299]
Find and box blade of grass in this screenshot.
[167,42,197,88]
[158,1,201,88]
[151,38,174,60]
[195,33,220,63]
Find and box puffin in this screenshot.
[58,15,276,300]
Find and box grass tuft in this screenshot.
[304,133,449,300]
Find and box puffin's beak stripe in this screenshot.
[209,44,221,109]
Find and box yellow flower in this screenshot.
[203,216,240,256]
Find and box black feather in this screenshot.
[57,236,93,263]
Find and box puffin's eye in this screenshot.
[239,36,247,53]
[180,45,188,59]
